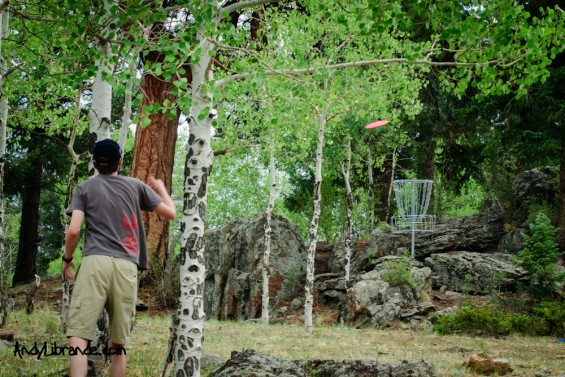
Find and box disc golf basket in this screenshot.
[390,179,436,257]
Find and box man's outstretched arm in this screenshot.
[148,176,176,220]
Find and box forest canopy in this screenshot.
[0,0,562,276]
[0,1,563,375]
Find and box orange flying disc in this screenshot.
[365,120,389,129]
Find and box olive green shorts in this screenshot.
[66,255,138,346]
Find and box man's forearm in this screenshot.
[64,232,80,259]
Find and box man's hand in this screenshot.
[148,176,167,195]
[148,176,176,220]
[62,260,76,280]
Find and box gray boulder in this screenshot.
[424,251,526,293]
[511,166,558,227]
[317,276,347,309]
[350,231,407,272]
[415,199,505,259]
[497,228,527,255]
[327,231,411,278]
[209,349,307,377]
[205,213,307,320]
[342,256,432,327]
[209,349,439,377]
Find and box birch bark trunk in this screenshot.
[304,103,329,335]
[168,9,217,376]
[387,148,398,219]
[367,148,374,229]
[85,1,114,373]
[60,87,82,332]
[117,74,133,152]
[341,136,353,284]
[118,25,150,152]
[262,132,276,325]
[0,7,8,327]
[87,0,113,149]
[88,43,112,143]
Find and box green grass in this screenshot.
[1,306,563,376]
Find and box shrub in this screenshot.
[433,304,512,336]
[380,256,417,289]
[516,212,564,300]
[433,301,565,336]
[532,301,565,335]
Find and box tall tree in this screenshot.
[262,128,276,325]
[11,135,42,285]
[341,135,353,284]
[304,100,329,334]
[130,19,187,272]
[130,68,179,271]
[87,0,114,148]
[0,1,9,327]
[60,86,84,332]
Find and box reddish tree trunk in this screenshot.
[130,72,178,270]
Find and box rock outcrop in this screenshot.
[342,256,433,327]
[424,251,526,293]
[209,349,439,377]
[414,199,505,259]
[204,213,307,320]
[500,166,559,254]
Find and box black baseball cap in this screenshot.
[92,139,122,165]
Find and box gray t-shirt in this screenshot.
[66,175,163,270]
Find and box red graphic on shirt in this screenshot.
[121,215,139,254]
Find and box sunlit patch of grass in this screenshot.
[127,312,170,376]
[1,308,563,377]
[0,304,68,377]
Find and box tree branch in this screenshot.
[8,7,57,23]
[0,1,8,13]
[215,57,500,88]
[213,147,234,157]
[221,0,280,15]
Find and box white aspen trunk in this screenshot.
[118,76,133,151]
[85,2,114,374]
[341,136,353,284]
[0,7,9,328]
[169,7,217,376]
[60,87,82,332]
[118,26,150,152]
[87,0,113,152]
[262,131,276,325]
[88,41,112,139]
[88,50,112,144]
[304,104,329,335]
[386,147,398,221]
